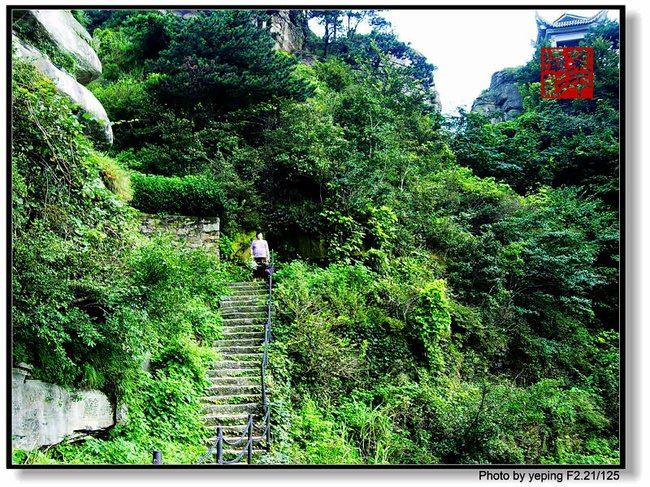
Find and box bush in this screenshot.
[12,59,234,465]
[88,150,133,201]
[287,398,361,464]
[12,60,140,388]
[130,172,229,216]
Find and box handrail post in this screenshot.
[247,414,254,464]
[265,409,271,451]
[152,450,162,465]
[216,426,223,464]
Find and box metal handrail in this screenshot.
[189,253,274,466]
[260,251,273,450]
[222,421,250,447]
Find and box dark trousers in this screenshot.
[253,257,268,279]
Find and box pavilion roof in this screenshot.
[536,10,607,29]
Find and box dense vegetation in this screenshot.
[12,9,620,464]
[12,60,244,464]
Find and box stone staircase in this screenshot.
[201,281,269,463]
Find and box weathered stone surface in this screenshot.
[140,215,221,254]
[268,10,305,52]
[471,69,524,123]
[16,9,102,84]
[12,367,114,451]
[12,35,113,144]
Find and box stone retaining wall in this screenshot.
[139,214,220,255]
[12,365,114,451]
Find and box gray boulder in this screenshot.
[12,366,114,451]
[13,35,113,144]
[15,9,102,84]
[268,10,305,52]
[471,69,524,122]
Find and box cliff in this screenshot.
[471,69,524,122]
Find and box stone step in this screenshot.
[224,296,267,302]
[204,384,262,395]
[221,293,266,300]
[213,435,265,444]
[204,402,260,414]
[227,282,267,288]
[210,422,265,435]
[220,311,267,319]
[215,338,262,347]
[225,289,267,297]
[224,293,267,299]
[223,447,266,455]
[222,330,264,343]
[207,367,259,377]
[213,360,262,369]
[225,289,267,295]
[216,345,262,354]
[220,331,264,340]
[222,323,264,330]
[222,329,264,338]
[227,281,266,286]
[219,352,262,361]
[221,304,267,311]
[220,311,266,318]
[200,449,266,462]
[221,299,266,307]
[202,412,258,426]
[218,448,266,458]
[203,408,261,424]
[203,393,262,404]
[204,432,266,445]
[223,317,265,325]
[222,328,264,337]
[209,376,260,385]
[220,304,267,312]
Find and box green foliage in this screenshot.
[151,10,312,113]
[411,280,451,371]
[336,399,403,464]
[12,60,139,388]
[130,172,230,217]
[87,150,133,201]
[13,9,619,466]
[286,398,361,464]
[71,9,91,27]
[12,60,234,464]
[450,23,620,203]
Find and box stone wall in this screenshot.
[12,365,114,451]
[139,215,220,254]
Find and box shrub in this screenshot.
[130,172,229,216]
[88,150,133,201]
[287,398,361,464]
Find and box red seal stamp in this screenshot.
[540,47,594,99]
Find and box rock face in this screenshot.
[13,35,113,144]
[267,10,305,52]
[14,9,102,84]
[12,366,114,451]
[471,69,524,122]
[140,215,221,254]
